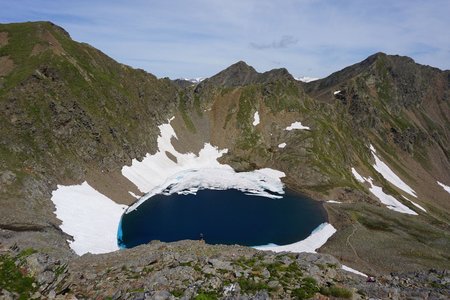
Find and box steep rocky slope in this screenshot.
[0,21,449,299]
[0,22,179,252]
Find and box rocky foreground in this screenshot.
[1,241,448,299]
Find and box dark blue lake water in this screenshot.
[118,189,326,248]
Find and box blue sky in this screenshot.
[1,0,449,79]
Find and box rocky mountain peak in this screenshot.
[201,61,297,89]
[203,60,258,88]
[259,67,295,83]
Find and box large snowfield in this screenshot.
[51,182,127,255]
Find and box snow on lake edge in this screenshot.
[51,182,127,255]
[51,117,289,255]
[122,118,286,213]
[253,223,336,253]
[327,200,341,204]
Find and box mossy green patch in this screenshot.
[0,251,36,300]
[291,277,319,299]
[320,285,353,298]
[237,278,269,294]
[262,80,302,113]
[194,290,219,300]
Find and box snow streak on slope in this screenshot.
[370,145,416,197]
[342,265,368,277]
[437,181,450,195]
[402,196,427,212]
[51,182,127,255]
[122,118,285,213]
[351,168,417,215]
[351,167,365,183]
[253,223,336,253]
[367,178,417,215]
[285,121,310,131]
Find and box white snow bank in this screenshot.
[370,145,416,197]
[253,223,336,253]
[437,181,450,195]
[342,265,368,277]
[285,121,310,131]
[127,167,286,213]
[51,182,127,255]
[182,77,205,84]
[253,111,260,126]
[333,90,341,95]
[294,76,319,83]
[327,200,342,204]
[402,196,426,212]
[122,118,285,213]
[278,143,286,148]
[351,168,417,215]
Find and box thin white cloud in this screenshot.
[250,36,299,50]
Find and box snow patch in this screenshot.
[278,143,286,148]
[342,265,368,277]
[370,145,416,197]
[253,223,336,253]
[402,196,426,212]
[253,111,260,126]
[285,121,310,131]
[437,181,450,195]
[51,182,127,255]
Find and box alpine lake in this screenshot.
[118,188,327,249]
